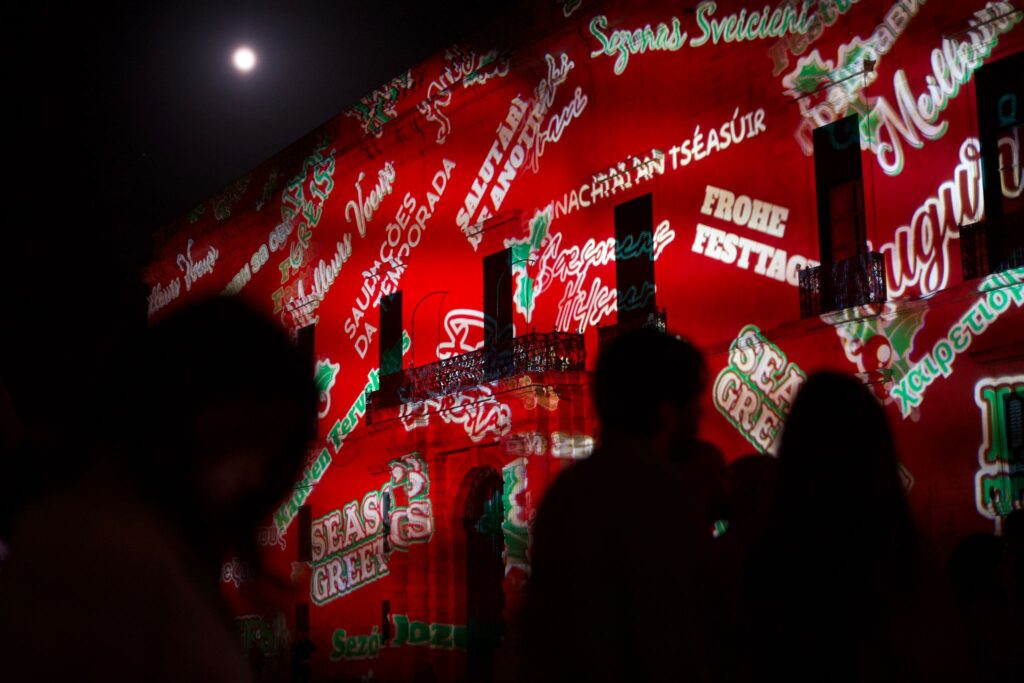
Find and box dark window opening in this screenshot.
[963,51,1024,279]
[483,248,514,350]
[379,291,403,377]
[814,115,866,266]
[800,114,886,317]
[614,193,658,324]
[1007,391,1024,462]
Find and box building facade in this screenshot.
[145,0,1024,679]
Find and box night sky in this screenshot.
[13,1,516,238]
[2,1,515,419]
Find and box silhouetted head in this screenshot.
[775,372,913,554]
[594,328,705,454]
[948,533,1010,603]
[1004,509,1024,555]
[118,297,316,558]
[726,453,779,539]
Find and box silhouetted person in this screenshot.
[290,630,316,683]
[708,453,779,679]
[525,328,714,683]
[0,298,317,681]
[949,533,1023,682]
[248,641,266,681]
[742,372,968,682]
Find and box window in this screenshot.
[613,193,657,324]
[965,50,1024,277]
[379,291,403,377]
[813,115,866,266]
[483,248,514,350]
[799,114,887,317]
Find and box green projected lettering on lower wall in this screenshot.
[329,616,468,661]
[974,375,1024,528]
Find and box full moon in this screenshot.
[232,47,256,73]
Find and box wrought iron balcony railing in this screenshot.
[960,213,1024,281]
[372,330,585,408]
[799,252,887,318]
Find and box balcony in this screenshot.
[799,252,887,318]
[960,212,1024,281]
[371,330,586,408]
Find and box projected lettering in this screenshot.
[274,138,337,312]
[974,376,1024,528]
[700,185,790,238]
[256,524,287,551]
[281,235,354,328]
[330,626,381,661]
[310,453,434,606]
[457,53,584,248]
[503,432,548,457]
[668,108,767,170]
[268,218,294,253]
[399,383,512,443]
[550,431,595,458]
[223,264,251,296]
[437,309,487,359]
[714,325,806,455]
[344,161,397,238]
[500,430,594,458]
[544,104,768,224]
[419,46,510,145]
[588,14,687,75]
[390,615,467,650]
[692,224,817,285]
[274,447,332,533]
[589,0,820,74]
[346,159,455,358]
[316,358,341,419]
[177,239,219,292]
[326,333,412,455]
[862,2,1020,176]
[345,71,415,138]
[880,138,983,298]
[507,207,675,329]
[690,1,814,47]
[147,278,181,317]
[692,180,816,287]
[276,334,411,533]
[220,557,251,588]
[891,267,1024,417]
[787,2,1020,175]
[768,0,863,75]
[548,149,666,221]
[784,0,920,153]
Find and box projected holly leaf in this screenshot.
[784,52,834,94]
[882,310,927,379]
[314,360,340,392]
[860,107,883,145]
[884,310,926,359]
[837,40,871,73]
